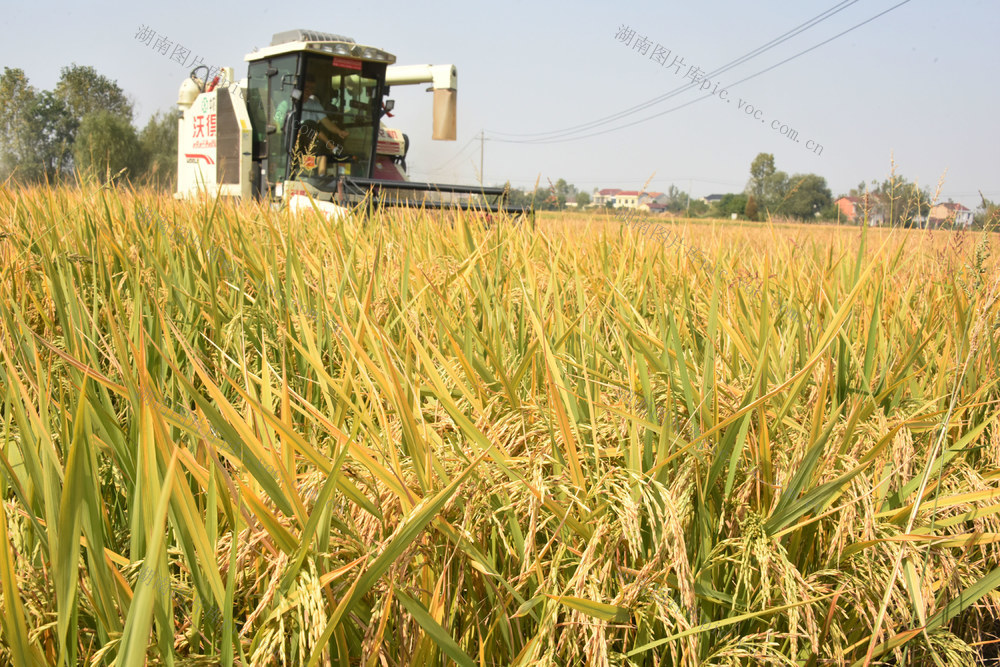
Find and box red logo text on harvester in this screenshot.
[191,113,217,149]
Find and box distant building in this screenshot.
[835,196,885,226]
[702,194,724,204]
[928,202,973,228]
[615,190,641,209]
[565,197,578,208]
[595,188,621,207]
[835,196,861,222]
[639,192,668,209]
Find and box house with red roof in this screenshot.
[594,188,621,207]
[615,190,641,209]
[835,196,861,222]
[835,196,886,226]
[639,191,668,209]
[928,202,973,228]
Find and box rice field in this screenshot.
[0,182,999,666]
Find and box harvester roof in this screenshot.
[246,29,396,65]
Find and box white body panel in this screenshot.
[287,193,351,221]
[176,87,253,200]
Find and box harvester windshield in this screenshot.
[293,57,379,182]
[246,50,385,194]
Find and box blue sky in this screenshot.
[3,0,997,208]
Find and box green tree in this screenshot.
[27,91,77,182]
[767,170,790,211]
[73,112,145,183]
[746,152,792,215]
[139,110,178,188]
[0,67,40,180]
[747,153,775,204]
[575,191,591,207]
[775,173,832,219]
[819,202,840,220]
[535,178,584,210]
[976,193,999,230]
[863,175,930,227]
[718,193,747,217]
[534,183,558,211]
[54,64,133,125]
[503,184,533,209]
[2,65,137,183]
[550,178,567,209]
[553,178,574,200]
[850,181,869,197]
[883,178,929,227]
[689,199,709,217]
[665,184,689,213]
[0,71,76,183]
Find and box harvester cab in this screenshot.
[176,29,525,219]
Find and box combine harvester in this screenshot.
[175,29,526,219]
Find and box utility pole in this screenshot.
[480,130,484,186]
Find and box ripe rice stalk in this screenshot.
[0,183,997,665]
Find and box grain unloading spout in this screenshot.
[385,64,457,140]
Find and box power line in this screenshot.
[491,0,913,145]
[424,134,479,173]
[498,0,913,144]
[487,0,860,141]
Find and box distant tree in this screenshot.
[503,184,534,209]
[139,110,178,188]
[0,67,40,180]
[975,193,999,230]
[54,64,133,125]
[534,182,559,210]
[746,152,791,214]
[536,178,586,209]
[718,193,747,217]
[551,178,568,209]
[884,178,929,227]
[747,153,775,204]
[689,199,709,217]
[575,191,591,207]
[767,171,790,210]
[745,195,759,221]
[665,184,689,213]
[27,91,77,182]
[848,175,934,226]
[819,202,840,220]
[774,173,832,219]
[0,70,76,183]
[860,175,931,226]
[2,65,138,183]
[73,112,145,183]
[553,178,574,200]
